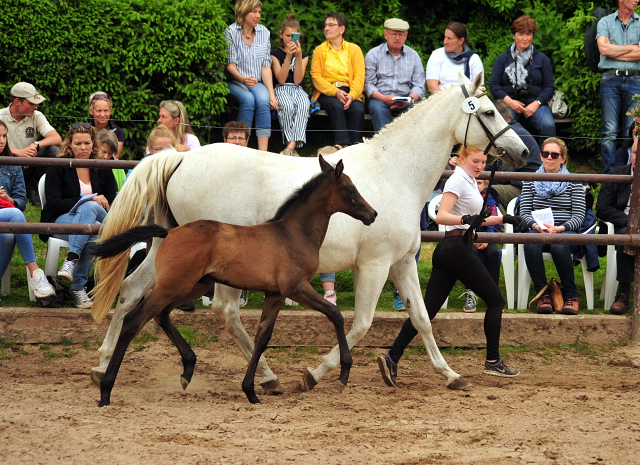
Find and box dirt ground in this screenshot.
[1,338,640,465]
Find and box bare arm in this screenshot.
[226,63,257,87]
[39,129,62,148]
[426,79,441,94]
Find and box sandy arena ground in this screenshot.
[1,338,640,465]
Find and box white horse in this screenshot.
[91,73,528,393]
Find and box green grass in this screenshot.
[1,196,621,315]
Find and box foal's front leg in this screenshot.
[241,292,286,404]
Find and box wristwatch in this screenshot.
[34,141,40,150]
[536,100,542,106]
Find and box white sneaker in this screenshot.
[58,258,78,283]
[29,269,55,298]
[324,290,337,305]
[71,289,92,309]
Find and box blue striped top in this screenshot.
[225,23,272,80]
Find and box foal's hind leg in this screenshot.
[93,240,161,385]
[211,284,283,394]
[241,292,286,404]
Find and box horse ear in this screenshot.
[458,71,472,86]
[472,72,484,93]
[334,159,344,179]
[319,154,333,173]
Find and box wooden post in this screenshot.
[628,143,640,343]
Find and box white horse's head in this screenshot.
[455,72,528,168]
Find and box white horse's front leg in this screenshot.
[91,242,160,383]
[304,265,387,387]
[211,284,281,393]
[390,257,472,390]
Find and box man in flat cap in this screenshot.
[0,82,62,205]
[364,18,425,133]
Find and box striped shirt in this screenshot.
[364,43,425,99]
[225,23,272,80]
[520,181,586,231]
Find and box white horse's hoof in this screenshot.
[446,376,472,390]
[91,369,104,386]
[299,368,318,391]
[260,379,284,395]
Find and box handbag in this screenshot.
[36,276,69,308]
[549,91,570,118]
[528,277,564,312]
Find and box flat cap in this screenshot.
[384,18,409,31]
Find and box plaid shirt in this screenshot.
[364,43,425,99]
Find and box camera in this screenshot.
[514,84,531,100]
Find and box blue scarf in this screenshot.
[533,164,570,199]
[446,44,476,79]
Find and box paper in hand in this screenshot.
[531,207,554,230]
[69,193,97,214]
[392,96,412,103]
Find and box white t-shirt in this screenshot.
[443,166,483,232]
[426,47,484,91]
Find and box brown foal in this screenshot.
[92,156,377,405]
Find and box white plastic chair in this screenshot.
[516,220,596,311]
[427,194,514,309]
[39,175,70,277]
[599,221,617,310]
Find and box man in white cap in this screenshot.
[364,18,425,133]
[0,82,62,205]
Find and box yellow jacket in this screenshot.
[311,40,365,102]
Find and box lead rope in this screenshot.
[463,158,499,245]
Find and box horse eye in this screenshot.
[348,187,356,195]
[484,110,495,117]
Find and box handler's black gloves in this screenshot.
[502,214,527,232]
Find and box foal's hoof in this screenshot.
[446,376,473,390]
[336,380,346,393]
[260,379,284,395]
[180,376,190,391]
[91,369,104,386]
[299,368,318,391]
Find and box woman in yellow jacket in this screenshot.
[311,12,365,147]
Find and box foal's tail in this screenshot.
[91,151,187,323]
[92,225,169,259]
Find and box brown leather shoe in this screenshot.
[537,295,553,314]
[610,293,630,315]
[561,297,579,315]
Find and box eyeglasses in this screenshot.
[90,92,111,105]
[226,136,246,141]
[325,23,340,28]
[71,122,91,130]
[541,151,562,159]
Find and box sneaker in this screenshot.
[377,354,399,387]
[177,301,196,312]
[29,269,55,298]
[393,295,405,311]
[483,359,520,377]
[57,258,78,283]
[462,289,476,313]
[561,297,579,315]
[71,289,92,309]
[239,289,248,307]
[610,293,630,315]
[537,295,553,314]
[324,289,337,305]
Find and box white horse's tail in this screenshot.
[91,151,187,323]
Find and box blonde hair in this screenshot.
[235,0,263,26]
[158,100,195,145]
[146,124,177,150]
[58,123,103,159]
[541,137,568,161]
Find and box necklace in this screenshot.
[245,34,252,39]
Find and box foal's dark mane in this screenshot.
[267,170,331,223]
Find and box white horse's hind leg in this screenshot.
[211,284,281,392]
[304,265,388,387]
[91,241,160,382]
[390,257,471,390]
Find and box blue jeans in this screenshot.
[227,80,272,138]
[523,230,580,299]
[600,73,640,173]
[54,201,107,290]
[511,104,555,145]
[365,98,413,134]
[0,208,37,277]
[320,272,335,283]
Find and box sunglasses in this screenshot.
[90,92,111,105]
[541,151,562,159]
[71,122,91,130]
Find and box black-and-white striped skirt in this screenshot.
[274,84,310,148]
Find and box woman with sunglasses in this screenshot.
[520,137,585,315]
[157,100,200,151]
[41,122,117,308]
[88,92,126,159]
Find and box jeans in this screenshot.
[0,208,37,277]
[523,230,580,299]
[317,94,365,145]
[365,98,413,134]
[388,236,505,362]
[600,73,640,173]
[511,104,555,146]
[319,272,335,283]
[53,201,107,290]
[227,80,272,138]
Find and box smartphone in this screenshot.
[291,32,300,44]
